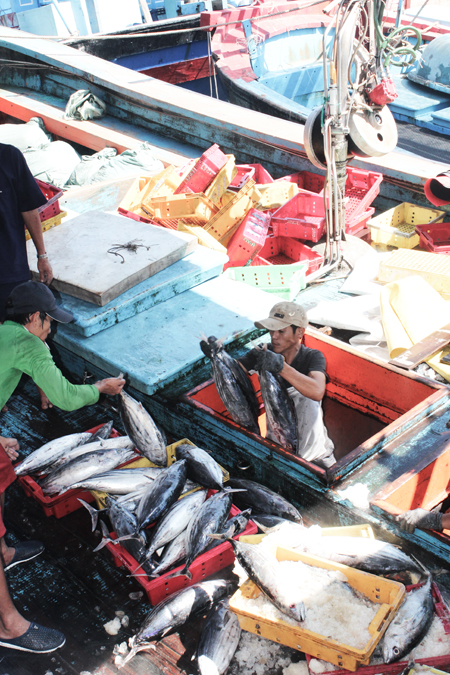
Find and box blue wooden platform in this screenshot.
[60,247,227,337]
[390,74,450,136]
[53,276,277,398]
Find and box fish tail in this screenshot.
[119,638,155,668]
[223,488,247,494]
[166,565,192,580]
[78,498,102,532]
[209,532,230,541]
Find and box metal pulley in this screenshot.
[347,105,398,157]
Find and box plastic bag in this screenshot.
[0,117,52,151]
[23,141,81,188]
[64,90,107,121]
[88,142,164,184]
[65,148,118,186]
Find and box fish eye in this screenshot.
[393,648,399,655]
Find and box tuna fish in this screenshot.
[119,390,167,466]
[39,446,135,495]
[382,572,434,663]
[87,421,114,443]
[293,534,423,575]
[122,580,237,665]
[136,460,187,530]
[258,362,297,452]
[175,443,224,491]
[48,436,135,473]
[228,478,302,523]
[179,491,233,579]
[69,466,161,494]
[200,336,260,434]
[15,432,92,476]
[149,530,188,578]
[221,537,305,622]
[197,599,241,675]
[145,489,207,560]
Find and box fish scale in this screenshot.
[119,390,167,466]
[258,367,297,452]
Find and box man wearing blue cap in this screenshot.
[0,280,124,653]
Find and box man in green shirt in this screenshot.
[0,280,125,653]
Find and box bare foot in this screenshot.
[0,543,15,568]
[1,405,7,413]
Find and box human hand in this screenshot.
[38,258,53,285]
[257,348,284,375]
[94,377,126,396]
[395,508,443,533]
[0,437,20,461]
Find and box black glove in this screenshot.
[396,508,443,534]
[258,349,284,375]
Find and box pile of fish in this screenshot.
[200,336,297,451]
[84,442,255,580]
[118,579,241,673]
[231,518,439,665]
[14,391,167,496]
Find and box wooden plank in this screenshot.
[26,212,198,306]
[58,247,227,337]
[0,85,192,166]
[52,275,278,397]
[389,323,450,369]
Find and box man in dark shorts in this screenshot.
[0,142,53,321]
[239,301,336,469]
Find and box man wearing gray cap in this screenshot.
[239,301,335,469]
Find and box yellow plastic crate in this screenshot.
[229,547,405,672]
[204,179,261,243]
[92,438,229,508]
[177,222,227,253]
[150,193,218,226]
[256,181,298,210]
[26,210,67,241]
[239,523,374,545]
[368,203,445,249]
[204,155,237,205]
[378,248,450,296]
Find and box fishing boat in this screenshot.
[207,2,450,160]
[0,24,447,216]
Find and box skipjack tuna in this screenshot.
[200,336,260,434]
[119,390,167,466]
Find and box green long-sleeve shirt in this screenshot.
[0,321,99,411]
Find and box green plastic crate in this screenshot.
[225,261,307,301]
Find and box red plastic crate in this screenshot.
[346,208,375,236]
[224,208,271,270]
[276,167,382,225]
[117,207,154,225]
[416,221,450,254]
[255,236,324,274]
[174,144,228,195]
[230,163,274,191]
[271,192,326,242]
[305,582,450,675]
[106,500,257,605]
[36,179,63,222]
[16,423,120,519]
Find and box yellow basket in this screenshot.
[177,222,227,253]
[378,248,450,296]
[368,203,445,249]
[239,523,375,545]
[26,210,67,241]
[256,181,298,210]
[150,193,219,226]
[204,155,237,205]
[92,438,229,508]
[204,179,261,243]
[229,547,405,672]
